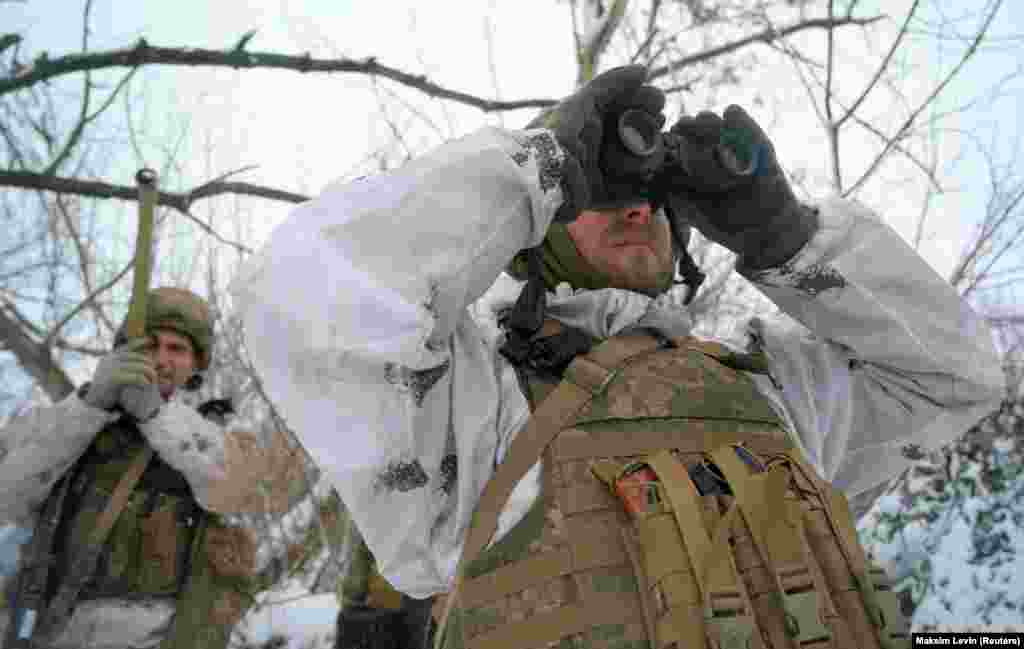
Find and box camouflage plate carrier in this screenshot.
[431,322,910,649]
[40,400,258,649]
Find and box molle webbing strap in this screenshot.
[643,451,756,649]
[434,334,665,649]
[33,446,155,644]
[467,592,644,649]
[645,452,717,603]
[783,454,908,648]
[458,334,664,576]
[671,337,774,376]
[460,534,628,609]
[711,446,833,648]
[552,427,792,462]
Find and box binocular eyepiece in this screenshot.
[616,109,663,158]
[615,109,760,178]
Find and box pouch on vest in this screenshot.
[433,329,909,649]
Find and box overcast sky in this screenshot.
[2,2,1023,641]
[3,0,1022,284]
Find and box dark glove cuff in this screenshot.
[738,203,819,271]
[554,153,588,224]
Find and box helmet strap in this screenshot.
[499,246,547,366]
[664,202,706,305]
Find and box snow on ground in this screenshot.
[234,585,339,649]
[911,491,1024,630]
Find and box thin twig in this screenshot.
[54,194,116,334]
[824,0,842,191]
[42,0,95,176]
[844,0,1002,196]
[838,0,922,128]
[647,15,884,82]
[42,259,132,348]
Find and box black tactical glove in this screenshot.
[529,65,666,223]
[654,105,818,270]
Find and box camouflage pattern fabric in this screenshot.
[42,407,262,649]
[432,330,909,649]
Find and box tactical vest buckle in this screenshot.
[776,589,831,643]
[706,614,757,649]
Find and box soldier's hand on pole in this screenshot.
[119,380,163,422]
[83,338,158,412]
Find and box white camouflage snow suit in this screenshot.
[230,126,1005,645]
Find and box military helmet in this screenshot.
[114,287,214,371]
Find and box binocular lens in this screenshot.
[617,109,661,157]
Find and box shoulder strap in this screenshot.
[32,446,155,645]
[3,474,74,648]
[433,333,666,649]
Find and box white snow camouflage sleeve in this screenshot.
[231,127,564,597]
[0,394,116,524]
[136,402,229,510]
[139,401,305,515]
[741,196,1005,499]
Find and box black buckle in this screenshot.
[524,327,595,381]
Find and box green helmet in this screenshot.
[114,287,214,371]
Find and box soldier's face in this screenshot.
[567,202,675,295]
[145,329,198,399]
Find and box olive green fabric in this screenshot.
[160,515,258,649]
[507,223,612,292]
[437,490,548,649]
[339,523,375,608]
[114,287,214,370]
[337,522,405,611]
[49,409,259,649]
[53,418,195,601]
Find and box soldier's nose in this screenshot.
[622,202,653,226]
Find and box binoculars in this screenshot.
[615,109,761,178]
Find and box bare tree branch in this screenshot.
[647,14,884,82]
[0,40,558,112]
[630,0,663,64]
[53,194,117,335]
[42,258,131,349]
[0,170,310,253]
[844,0,1002,196]
[845,111,944,192]
[824,0,841,190]
[41,0,95,177]
[577,0,631,85]
[0,300,75,401]
[837,0,922,128]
